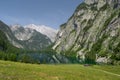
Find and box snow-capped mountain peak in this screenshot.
[10,24,22,31]
[25,24,58,42]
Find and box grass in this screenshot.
[0,60,120,80]
[93,65,120,75]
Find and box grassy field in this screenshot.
[0,60,120,80]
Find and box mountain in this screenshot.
[0,29,21,54]
[10,24,52,50]
[0,21,52,50]
[0,29,13,51]
[10,24,35,41]
[53,0,120,64]
[0,21,23,48]
[25,24,58,42]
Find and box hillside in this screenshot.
[0,30,9,51]
[0,21,23,48]
[53,0,120,64]
[0,29,20,53]
[0,60,120,80]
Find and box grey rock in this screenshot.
[53,0,120,64]
[10,25,52,50]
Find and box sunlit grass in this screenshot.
[0,60,120,80]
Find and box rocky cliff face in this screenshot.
[53,0,120,64]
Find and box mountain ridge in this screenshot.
[24,24,58,42]
[53,0,120,64]
[10,24,52,50]
[0,21,52,50]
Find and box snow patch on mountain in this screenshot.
[25,24,58,42]
[10,24,35,41]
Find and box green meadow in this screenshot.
[0,60,120,80]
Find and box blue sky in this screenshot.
[0,0,83,29]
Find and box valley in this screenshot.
[0,0,120,79]
[0,0,120,65]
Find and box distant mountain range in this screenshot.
[24,24,58,42]
[10,24,57,42]
[10,24,37,41]
[0,21,56,50]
